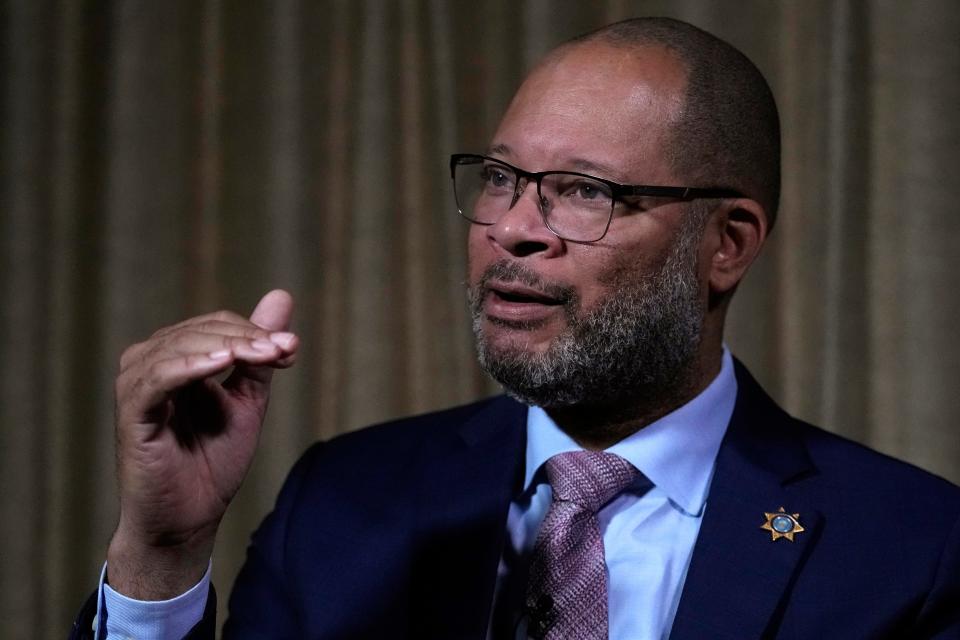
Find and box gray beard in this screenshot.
[468,228,704,410]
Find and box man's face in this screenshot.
[467,43,710,408]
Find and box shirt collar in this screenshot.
[524,347,737,516]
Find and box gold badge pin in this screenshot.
[761,507,805,541]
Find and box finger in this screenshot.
[228,350,297,369]
[155,331,297,361]
[151,309,251,340]
[249,289,294,332]
[124,314,255,369]
[177,320,275,341]
[122,324,298,372]
[120,338,297,405]
[117,351,236,423]
[225,290,295,400]
[274,352,297,368]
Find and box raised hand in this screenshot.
[106,290,298,599]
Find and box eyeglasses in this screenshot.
[450,153,740,242]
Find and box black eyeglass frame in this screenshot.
[449,153,742,242]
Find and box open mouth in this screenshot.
[488,283,565,306]
[482,281,569,329]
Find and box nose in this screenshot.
[485,180,563,258]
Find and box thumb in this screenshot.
[224,289,295,401]
[249,289,294,332]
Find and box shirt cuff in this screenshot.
[96,560,211,640]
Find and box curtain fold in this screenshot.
[2,1,958,636]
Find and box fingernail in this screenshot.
[251,339,276,352]
[269,332,295,349]
[209,350,231,360]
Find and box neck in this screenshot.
[546,346,723,450]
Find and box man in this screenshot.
[73,17,959,639]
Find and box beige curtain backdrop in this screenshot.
[2,0,958,636]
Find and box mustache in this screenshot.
[473,259,577,304]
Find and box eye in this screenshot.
[576,182,604,200]
[480,165,514,191]
[555,176,613,205]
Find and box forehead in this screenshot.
[491,42,688,182]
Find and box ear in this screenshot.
[705,197,768,297]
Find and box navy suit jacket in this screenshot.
[72,362,960,638]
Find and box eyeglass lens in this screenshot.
[453,156,613,242]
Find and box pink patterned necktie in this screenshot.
[524,451,639,640]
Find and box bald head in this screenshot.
[494,40,690,189]
[554,17,781,227]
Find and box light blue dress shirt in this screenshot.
[495,347,737,639]
[96,562,210,639]
[98,350,737,640]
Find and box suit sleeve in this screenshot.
[220,443,322,638]
[914,509,960,638]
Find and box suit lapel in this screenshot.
[670,363,823,640]
[410,397,528,639]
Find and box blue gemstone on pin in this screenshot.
[772,515,793,533]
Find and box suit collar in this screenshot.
[670,360,823,639]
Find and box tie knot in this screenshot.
[544,451,639,512]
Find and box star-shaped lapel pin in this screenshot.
[761,507,805,541]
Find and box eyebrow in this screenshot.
[486,143,511,156]
[567,158,628,183]
[484,143,628,183]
